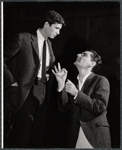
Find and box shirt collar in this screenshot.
[37,28,47,41]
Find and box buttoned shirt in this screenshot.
[36,29,50,78]
[75,72,93,148]
[77,72,91,90]
[74,72,91,99]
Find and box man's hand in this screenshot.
[65,79,78,96]
[46,74,50,81]
[52,63,68,91]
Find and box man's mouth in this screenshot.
[76,58,80,62]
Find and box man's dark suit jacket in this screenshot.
[4,32,55,114]
[57,72,111,148]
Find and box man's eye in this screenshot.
[82,53,87,56]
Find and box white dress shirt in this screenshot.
[75,72,93,149]
[36,29,50,79]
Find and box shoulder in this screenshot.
[18,32,32,39]
[95,74,109,82]
[94,73,107,79]
[10,32,32,41]
[93,74,110,88]
[14,32,37,43]
[88,73,109,83]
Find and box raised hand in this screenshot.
[52,63,68,90]
[65,79,78,96]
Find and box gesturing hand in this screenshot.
[52,63,68,90]
[65,79,78,96]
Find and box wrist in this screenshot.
[57,83,65,92]
[74,90,78,99]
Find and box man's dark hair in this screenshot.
[40,10,65,28]
[87,48,102,72]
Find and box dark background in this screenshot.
[3,1,120,148]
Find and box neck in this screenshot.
[78,68,91,80]
[39,28,47,38]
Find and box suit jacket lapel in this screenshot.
[31,34,39,57]
[73,73,95,91]
[81,72,95,91]
[47,39,55,65]
[31,34,55,68]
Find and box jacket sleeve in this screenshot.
[74,76,110,115]
[4,34,21,89]
[57,88,70,113]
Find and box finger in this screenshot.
[67,80,74,86]
[66,80,72,85]
[65,85,69,91]
[66,81,75,88]
[62,68,68,74]
[58,62,61,71]
[54,65,58,72]
[52,69,56,75]
[65,83,71,89]
[66,82,71,87]
[65,87,71,93]
[66,82,70,86]
[67,79,72,83]
[46,74,50,77]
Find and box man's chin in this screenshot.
[74,61,77,66]
[74,61,80,67]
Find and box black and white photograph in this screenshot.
[2,1,120,148]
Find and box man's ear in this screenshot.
[44,21,49,27]
[91,61,96,67]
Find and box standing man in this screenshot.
[52,49,111,148]
[4,10,65,148]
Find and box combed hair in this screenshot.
[87,48,102,72]
[40,10,66,28]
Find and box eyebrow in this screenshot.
[82,52,88,55]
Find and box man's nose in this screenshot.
[57,30,60,35]
[77,53,81,57]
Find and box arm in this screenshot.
[74,77,110,115]
[57,88,70,113]
[52,63,70,112]
[4,34,21,89]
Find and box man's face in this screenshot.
[45,22,62,39]
[74,51,95,69]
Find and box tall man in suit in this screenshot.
[4,10,65,148]
[52,49,111,148]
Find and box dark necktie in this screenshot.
[42,40,46,82]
